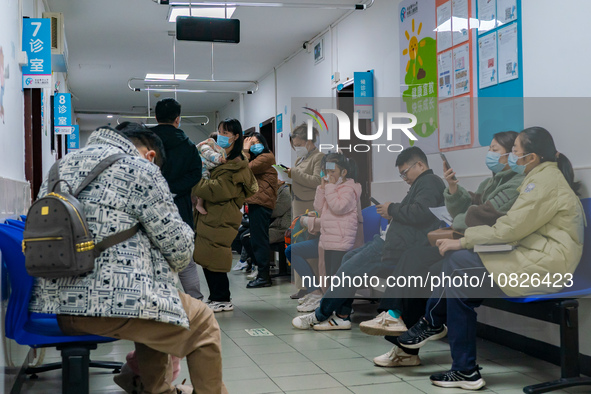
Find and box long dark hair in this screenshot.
[520,127,580,194]
[493,130,518,153]
[321,152,358,182]
[218,118,244,160]
[249,132,272,157]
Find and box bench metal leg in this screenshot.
[523,300,591,393]
[523,377,591,393]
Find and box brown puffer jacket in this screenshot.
[245,151,278,210]
[192,156,258,272]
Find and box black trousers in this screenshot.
[324,250,348,277]
[248,204,273,278]
[203,268,231,302]
[380,246,444,354]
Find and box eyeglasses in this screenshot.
[399,162,418,180]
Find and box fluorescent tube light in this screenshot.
[145,73,189,80]
[168,7,236,22]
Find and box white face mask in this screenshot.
[294,146,308,159]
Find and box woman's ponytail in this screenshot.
[556,153,581,195]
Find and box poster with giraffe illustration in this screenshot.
[399,0,438,154]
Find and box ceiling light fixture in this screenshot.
[168,6,236,22]
[162,1,374,11]
[145,73,189,80]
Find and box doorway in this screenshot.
[24,88,44,201]
[336,83,372,208]
[259,117,275,156]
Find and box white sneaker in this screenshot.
[373,346,421,367]
[296,295,322,312]
[298,293,312,305]
[292,312,319,329]
[206,301,234,312]
[246,268,258,280]
[313,314,351,331]
[232,260,249,271]
[359,311,408,336]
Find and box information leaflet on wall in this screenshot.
[453,44,470,96]
[67,126,80,150]
[436,2,452,52]
[54,93,73,134]
[497,23,518,83]
[22,18,52,88]
[451,0,469,45]
[497,0,517,25]
[276,113,282,134]
[438,100,454,149]
[438,50,453,99]
[477,0,497,33]
[478,32,498,89]
[454,97,471,146]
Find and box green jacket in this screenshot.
[461,162,585,297]
[444,169,525,232]
[192,156,258,272]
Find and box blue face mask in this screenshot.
[485,151,509,173]
[508,152,531,174]
[250,143,264,155]
[217,134,232,149]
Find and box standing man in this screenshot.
[151,98,204,300]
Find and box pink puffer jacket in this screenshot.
[314,179,362,251]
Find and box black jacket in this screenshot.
[382,169,445,261]
[151,124,202,226]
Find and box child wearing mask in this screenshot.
[194,133,227,215]
[296,153,364,313]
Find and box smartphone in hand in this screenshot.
[439,153,457,181]
[370,197,381,205]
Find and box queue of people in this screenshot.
[24,93,584,392]
[288,126,584,390]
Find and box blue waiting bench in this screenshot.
[480,198,591,393]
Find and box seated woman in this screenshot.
[397,127,584,390]
[360,131,525,368]
[285,124,324,299]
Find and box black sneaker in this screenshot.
[397,317,447,349]
[430,366,486,390]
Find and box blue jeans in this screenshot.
[286,238,320,293]
[315,235,389,322]
[425,250,504,371]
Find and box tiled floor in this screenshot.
[19,263,589,393]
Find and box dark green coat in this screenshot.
[382,169,445,261]
[192,156,258,272]
[444,169,525,232]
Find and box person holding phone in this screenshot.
[285,123,324,299]
[397,127,583,389]
[292,147,445,331]
[360,131,525,369]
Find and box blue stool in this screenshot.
[0,224,122,394]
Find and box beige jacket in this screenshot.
[461,162,585,297]
[291,148,323,204]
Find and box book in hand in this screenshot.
[474,244,514,253]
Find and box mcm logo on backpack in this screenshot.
[23,153,140,278]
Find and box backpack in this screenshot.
[284,210,319,249]
[23,153,140,278]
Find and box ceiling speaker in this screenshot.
[176,16,240,44]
